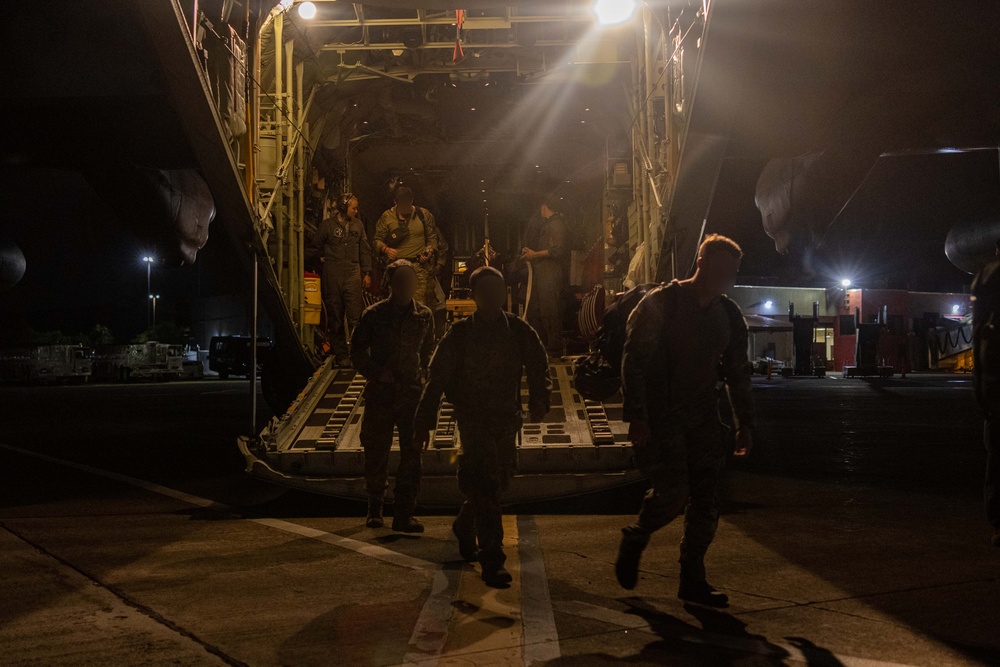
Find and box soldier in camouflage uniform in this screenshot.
[973,239,1000,547]
[413,267,551,586]
[616,234,755,607]
[314,193,372,367]
[351,260,435,532]
[374,187,441,310]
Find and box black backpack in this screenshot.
[574,281,749,403]
[573,283,659,401]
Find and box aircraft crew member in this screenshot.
[374,187,441,309]
[616,234,755,607]
[350,260,435,533]
[973,239,1000,547]
[413,267,552,586]
[521,195,567,357]
[314,192,372,367]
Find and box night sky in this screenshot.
[708,150,999,292]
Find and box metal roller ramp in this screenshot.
[239,359,641,505]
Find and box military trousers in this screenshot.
[626,406,728,583]
[452,415,520,569]
[986,418,1000,529]
[321,262,363,359]
[360,383,422,516]
[526,262,564,355]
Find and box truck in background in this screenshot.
[0,345,92,384]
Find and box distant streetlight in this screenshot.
[952,304,961,314]
[840,278,852,288]
[764,300,774,309]
[297,1,316,19]
[149,294,160,330]
[593,0,637,26]
[143,256,155,329]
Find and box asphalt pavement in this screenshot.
[0,375,997,666]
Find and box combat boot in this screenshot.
[678,579,729,608]
[481,565,513,587]
[615,527,650,590]
[365,498,384,529]
[392,515,425,533]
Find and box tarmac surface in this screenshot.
[1,374,997,666]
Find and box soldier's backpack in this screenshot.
[573,281,748,403]
[573,282,660,401]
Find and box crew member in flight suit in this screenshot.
[521,195,567,357]
[413,267,552,586]
[314,192,372,367]
[973,239,1000,547]
[616,234,755,607]
[351,260,435,532]
[374,187,441,310]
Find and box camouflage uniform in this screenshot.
[414,312,551,569]
[314,216,372,359]
[973,260,1000,530]
[374,206,441,309]
[621,281,755,584]
[351,298,435,516]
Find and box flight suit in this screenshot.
[374,206,441,309]
[314,216,372,359]
[351,298,435,517]
[415,312,551,569]
[526,212,567,356]
[973,260,1000,530]
[621,281,755,584]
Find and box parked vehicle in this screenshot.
[0,345,92,384]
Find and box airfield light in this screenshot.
[593,0,637,26]
[297,2,316,19]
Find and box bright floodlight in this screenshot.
[840,278,852,288]
[764,300,773,309]
[297,1,316,19]
[593,0,637,26]
[143,256,154,263]
[952,304,961,314]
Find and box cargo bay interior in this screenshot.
[245,2,681,501]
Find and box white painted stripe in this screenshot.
[516,515,561,665]
[0,443,436,572]
[402,566,462,666]
[553,600,921,667]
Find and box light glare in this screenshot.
[297,1,316,19]
[593,0,637,26]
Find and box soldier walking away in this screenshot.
[314,192,372,367]
[413,267,552,586]
[615,234,755,607]
[521,194,567,358]
[374,187,442,310]
[973,239,1000,547]
[351,260,435,532]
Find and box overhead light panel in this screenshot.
[593,0,637,26]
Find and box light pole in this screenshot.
[143,256,155,330]
[149,294,160,331]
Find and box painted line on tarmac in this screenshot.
[0,443,436,572]
[553,600,919,667]
[517,515,561,665]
